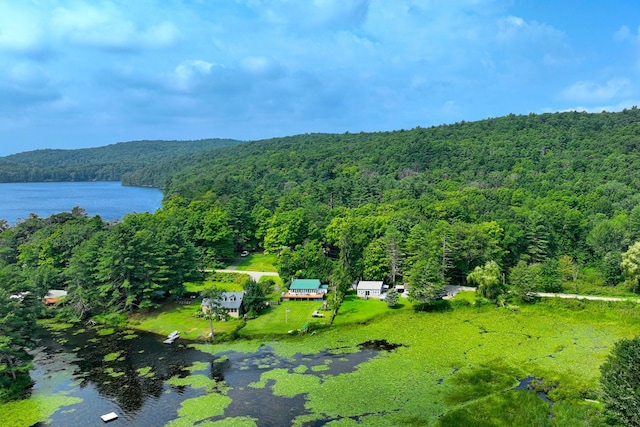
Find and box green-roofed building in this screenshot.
[283,279,327,301]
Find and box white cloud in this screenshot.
[50,3,178,50]
[0,3,46,54]
[561,79,632,103]
[560,100,640,114]
[497,15,566,45]
[239,57,283,80]
[247,0,370,30]
[614,25,640,44]
[173,60,216,91]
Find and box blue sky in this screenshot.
[1,0,639,156]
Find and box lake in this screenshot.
[0,182,163,224]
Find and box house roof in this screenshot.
[357,281,384,291]
[46,289,68,299]
[290,279,322,290]
[202,291,245,310]
[221,292,244,310]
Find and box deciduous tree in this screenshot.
[466,260,504,302]
[621,242,640,293]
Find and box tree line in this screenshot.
[0,138,242,184]
[4,109,640,401]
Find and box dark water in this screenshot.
[30,326,378,426]
[0,182,163,225]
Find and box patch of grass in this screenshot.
[451,290,477,304]
[128,301,241,340]
[332,295,396,326]
[239,301,328,336]
[234,253,278,272]
[185,277,249,294]
[437,390,552,426]
[444,362,521,404]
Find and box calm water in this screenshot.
[27,325,377,427]
[0,182,163,224]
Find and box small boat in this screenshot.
[101,412,118,422]
[163,336,179,344]
[163,331,180,344]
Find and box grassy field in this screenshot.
[233,253,278,272]
[240,300,330,336]
[185,272,251,294]
[333,294,411,325]
[127,301,242,340]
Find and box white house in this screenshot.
[356,281,384,299]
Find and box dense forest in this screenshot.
[0,138,242,184]
[4,109,640,401]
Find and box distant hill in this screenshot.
[158,109,640,204]
[0,139,243,185]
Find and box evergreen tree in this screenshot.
[600,336,640,426]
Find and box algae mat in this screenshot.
[206,300,639,426]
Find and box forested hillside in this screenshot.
[156,108,640,288]
[0,138,242,183]
[4,109,640,401]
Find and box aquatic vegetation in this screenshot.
[96,327,115,336]
[205,416,258,426]
[0,394,82,427]
[136,366,154,378]
[6,296,638,425]
[165,392,232,426]
[103,351,122,362]
[205,299,640,425]
[38,320,74,330]
[167,374,217,390]
[249,368,320,398]
[293,365,308,374]
[186,361,210,372]
[104,367,125,378]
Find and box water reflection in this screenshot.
[31,326,380,426]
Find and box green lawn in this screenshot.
[234,253,278,272]
[128,301,241,340]
[185,272,253,294]
[240,301,329,336]
[332,294,406,325]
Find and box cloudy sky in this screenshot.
[1,1,638,156]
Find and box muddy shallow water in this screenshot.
[28,326,380,426]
